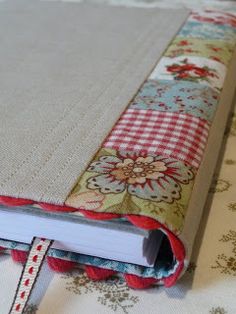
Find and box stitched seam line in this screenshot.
[17,12,167,198]
[40,15,183,200]
[1,11,151,187]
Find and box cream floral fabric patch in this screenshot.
[66,149,195,233]
[165,37,234,65]
[149,56,226,91]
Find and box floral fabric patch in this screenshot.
[66,148,195,233]
[189,10,236,28]
[178,21,236,42]
[130,80,219,122]
[165,37,235,65]
[150,56,226,91]
[103,109,209,168]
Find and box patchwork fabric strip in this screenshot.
[104,109,209,168]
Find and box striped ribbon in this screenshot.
[8,237,53,314]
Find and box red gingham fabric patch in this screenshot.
[103,109,210,168]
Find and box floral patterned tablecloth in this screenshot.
[1,1,236,314]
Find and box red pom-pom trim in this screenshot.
[164,261,184,288]
[126,214,161,230]
[11,250,28,264]
[126,215,185,257]
[85,265,116,280]
[79,209,120,220]
[47,256,76,272]
[38,203,77,212]
[124,274,157,289]
[0,196,33,206]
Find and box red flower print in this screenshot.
[177,40,191,46]
[167,63,196,73]
[192,12,236,27]
[210,56,222,63]
[176,72,189,79]
[85,152,194,202]
[166,58,219,82]
[185,49,195,53]
[209,46,222,52]
[192,15,215,23]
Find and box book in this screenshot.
[0,2,236,300]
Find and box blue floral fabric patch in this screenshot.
[130,80,219,123]
[179,21,236,42]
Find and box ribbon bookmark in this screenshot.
[9,237,53,314]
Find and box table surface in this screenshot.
[1,1,236,314]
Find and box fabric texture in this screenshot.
[129,80,220,122]
[103,109,210,168]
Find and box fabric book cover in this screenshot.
[0,2,236,312]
